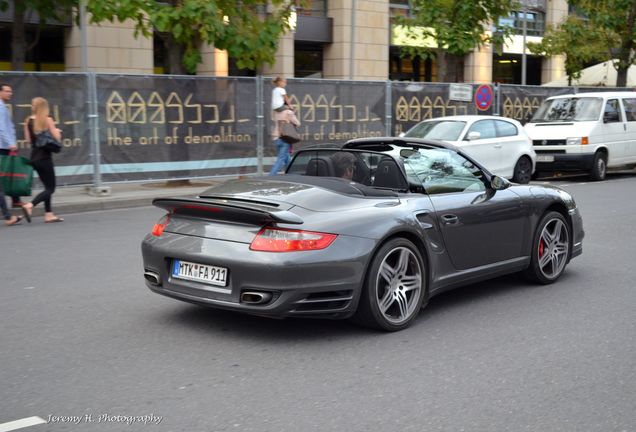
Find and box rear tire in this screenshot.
[512,156,533,184]
[353,238,427,331]
[524,211,571,284]
[589,152,607,181]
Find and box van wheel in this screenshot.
[512,156,533,184]
[589,152,607,181]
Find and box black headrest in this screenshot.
[305,156,335,177]
[373,157,408,190]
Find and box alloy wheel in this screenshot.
[374,246,423,325]
[537,218,569,279]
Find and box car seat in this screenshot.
[373,157,408,190]
[305,156,336,177]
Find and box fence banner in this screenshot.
[0,72,91,186]
[0,71,619,185]
[391,82,488,136]
[96,75,258,182]
[500,84,574,124]
[282,79,387,151]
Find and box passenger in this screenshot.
[331,152,357,180]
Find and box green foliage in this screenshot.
[395,0,516,60]
[528,16,611,82]
[534,0,636,86]
[87,0,295,73]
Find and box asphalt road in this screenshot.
[1,174,635,432]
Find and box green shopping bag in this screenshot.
[0,154,33,196]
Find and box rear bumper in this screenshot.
[535,153,596,172]
[141,232,374,319]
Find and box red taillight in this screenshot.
[250,227,337,252]
[151,214,170,237]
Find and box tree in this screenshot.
[533,0,636,87]
[0,0,77,71]
[87,0,295,75]
[394,0,515,82]
[528,16,610,85]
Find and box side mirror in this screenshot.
[398,132,406,137]
[466,131,481,141]
[490,175,510,191]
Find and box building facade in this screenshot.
[0,0,567,84]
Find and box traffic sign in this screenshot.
[474,84,494,111]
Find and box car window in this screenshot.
[530,97,602,122]
[623,98,636,121]
[494,120,518,137]
[404,120,466,141]
[402,148,487,195]
[467,120,497,139]
[604,99,622,123]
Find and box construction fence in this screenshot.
[0,72,615,186]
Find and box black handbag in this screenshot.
[279,121,301,144]
[34,130,62,153]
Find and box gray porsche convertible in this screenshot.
[141,137,584,331]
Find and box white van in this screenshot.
[524,91,636,180]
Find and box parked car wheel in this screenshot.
[524,211,571,284]
[512,156,533,184]
[354,238,426,331]
[589,152,607,181]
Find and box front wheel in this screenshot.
[524,211,571,284]
[512,156,533,184]
[353,238,426,331]
[589,152,607,181]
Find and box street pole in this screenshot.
[80,0,110,196]
[349,0,357,80]
[521,7,527,86]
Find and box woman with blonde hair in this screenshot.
[21,97,63,223]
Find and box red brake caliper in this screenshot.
[538,239,545,258]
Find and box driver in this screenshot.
[331,152,357,180]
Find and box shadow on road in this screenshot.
[147,271,578,341]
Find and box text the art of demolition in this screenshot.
[107,126,251,146]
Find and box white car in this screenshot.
[401,115,536,183]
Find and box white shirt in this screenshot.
[272,87,286,110]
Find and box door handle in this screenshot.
[441,214,459,225]
[494,144,502,148]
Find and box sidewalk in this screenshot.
[13,179,227,217]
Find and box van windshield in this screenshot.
[530,97,602,122]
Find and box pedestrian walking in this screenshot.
[0,83,24,207]
[269,77,300,176]
[21,97,64,223]
[0,189,22,226]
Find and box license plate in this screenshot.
[172,260,228,287]
[537,155,554,162]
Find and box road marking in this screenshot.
[0,417,46,432]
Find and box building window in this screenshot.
[0,27,64,71]
[389,47,435,81]
[506,10,545,36]
[295,44,323,78]
[296,0,327,17]
[493,54,542,85]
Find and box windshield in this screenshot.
[403,120,466,141]
[530,97,602,122]
[286,145,487,194]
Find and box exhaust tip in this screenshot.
[240,291,273,305]
[144,270,160,285]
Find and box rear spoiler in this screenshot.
[152,197,304,225]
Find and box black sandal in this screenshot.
[21,206,32,223]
